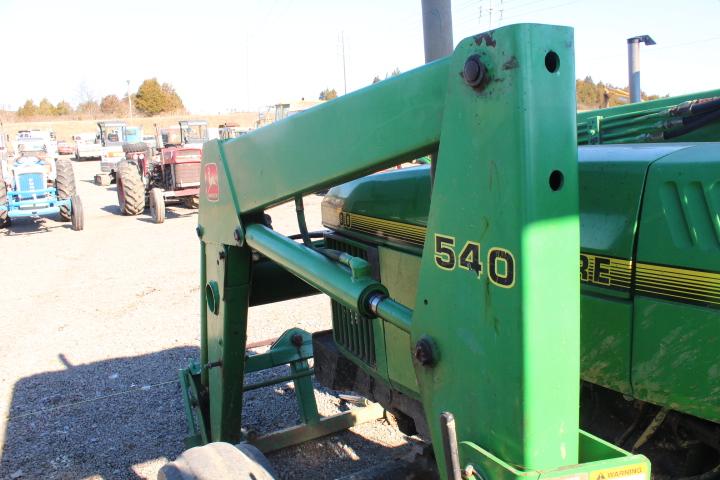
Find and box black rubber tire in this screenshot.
[0,180,9,228]
[158,442,277,480]
[116,161,145,215]
[123,142,148,153]
[149,188,166,223]
[70,195,84,231]
[182,195,199,209]
[55,157,77,221]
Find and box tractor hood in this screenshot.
[322,144,694,265]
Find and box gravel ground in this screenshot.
[0,158,417,479]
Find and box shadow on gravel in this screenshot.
[99,204,195,222]
[1,218,71,236]
[101,204,124,215]
[0,347,198,480]
[81,179,113,188]
[2,346,431,480]
[137,209,197,224]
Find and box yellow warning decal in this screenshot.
[589,463,648,480]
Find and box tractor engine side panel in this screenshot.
[632,143,720,423]
[321,143,720,425]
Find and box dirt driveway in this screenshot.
[0,158,415,479]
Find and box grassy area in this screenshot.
[2,112,260,142]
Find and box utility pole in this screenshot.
[488,0,493,29]
[421,0,453,187]
[627,35,656,103]
[421,0,453,63]
[246,34,250,111]
[127,80,133,120]
[341,31,347,95]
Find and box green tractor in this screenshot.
[165,24,719,480]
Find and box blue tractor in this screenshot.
[0,147,84,230]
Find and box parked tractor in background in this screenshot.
[0,127,8,167]
[95,121,127,185]
[0,136,83,230]
[73,132,103,161]
[218,123,249,140]
[126,126,142,144]
[15,130,59,161]
[57,140,74,156]
[115,120,206,223]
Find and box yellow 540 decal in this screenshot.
[434,234,516,288]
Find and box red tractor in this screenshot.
[115,120,206,223]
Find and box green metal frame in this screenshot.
[189,23,651,479]
[577,88,720,144]
[180,328,383,450]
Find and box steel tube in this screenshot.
[421,0,454,63]
[628,38,641,103]
[373,296,413,332]
[199,241,209,386]
[244,224,386,314]
[243,368,314,392]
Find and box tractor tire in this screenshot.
[123,142,148,153]
[182,195,199,209]
[158,442,277,480]
[55,157,77,221]
[0,180,9,228]
[70,195,84,231]
[149,188,165,223]
[116,161,145,215]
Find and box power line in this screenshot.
[500,0,584,21]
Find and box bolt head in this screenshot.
[414,337,436,366]
[463,55,486,88]
[233,227,244,246]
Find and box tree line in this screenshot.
[577,76,664,109]
[16,78,185,119]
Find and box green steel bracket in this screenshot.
[409,24,581,474]
[179,328,384,452]
[459,430,650,480]
[247,402,385,454]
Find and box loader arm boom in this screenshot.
[194,23,650,480]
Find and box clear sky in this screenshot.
[0,0,718,114]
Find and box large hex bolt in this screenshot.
[414,336,438,367]
[463,55,487,89]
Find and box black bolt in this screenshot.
[291,334,304,347]
[463,55,487,88]
[218,251,226,260]
[414,337,436,366]
[195,225,204,238]
[233,227,244,246]
[205,360,223,370]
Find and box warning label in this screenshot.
[590,464,647,480]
